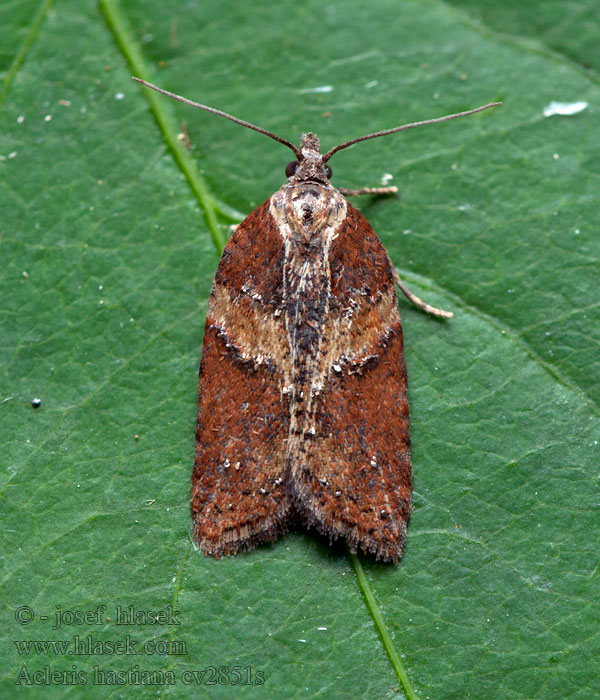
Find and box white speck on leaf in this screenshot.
[543,100,588,117]
[298,85,333,94]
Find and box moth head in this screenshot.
[131,78,500,187]
[285,133,333,184]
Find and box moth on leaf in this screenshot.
[134,78,499,562]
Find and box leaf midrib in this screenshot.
[0,0,56,111]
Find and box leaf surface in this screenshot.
[1,1,598,698]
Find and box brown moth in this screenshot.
[134,78,499,562]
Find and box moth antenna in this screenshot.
[133,77,301,158]
[323,102,502,162]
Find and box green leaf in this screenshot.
[446,0,600,72]
[1,1,598,699]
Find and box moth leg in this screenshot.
[391,265,453,319]
[338,186,451,317]
[337,189,452,318]
[338,185,398,196]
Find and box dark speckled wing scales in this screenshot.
[287,203,411,563]
[191,201,293,556]
[192,189,410,563]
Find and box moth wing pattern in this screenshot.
[286,202,411,563]
[191,202,293,556]
[132,79,497,564]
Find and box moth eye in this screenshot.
[285,161,299,177]
[324,165,333,179]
